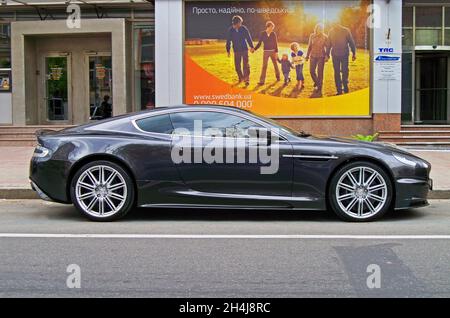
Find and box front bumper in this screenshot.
[394,177,432,210]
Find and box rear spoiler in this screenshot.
[35,129,57,137]
[35,129,58,145]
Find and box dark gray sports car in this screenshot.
[30,105,432,222]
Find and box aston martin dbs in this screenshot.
[30,105,432,222]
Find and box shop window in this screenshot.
[402,6,413,28]
[415,6,442,46]
[89,56,113,120]
[416,29,442,46]
[445,7,450,45]
[0,23,11,92]
[0,69,11,92]
[402,29,413,47]
[401,53,413,124]
[402,6,413,48]
[133,23,155,111]
[0,23,11,68]
[415,6,442,28]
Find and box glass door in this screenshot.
[415,53,449,124]
[44,55,71,123]
[88,54,113,120]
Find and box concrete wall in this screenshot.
[0,93,12,124]
[372,0,402,114]
[23,37,37,124]
[11,19,128,125]
[155,0,183,106]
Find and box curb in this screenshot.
[428,190,450,200]
[1,188,450,200]
[0,188,38,200]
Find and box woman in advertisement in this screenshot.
[254,20,281,85]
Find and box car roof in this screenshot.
[73,105,255,132]
[128,105,253,120]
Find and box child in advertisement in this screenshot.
[277,53,294,85]
[290,42,305,91]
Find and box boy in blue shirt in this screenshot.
[290,42,305,91]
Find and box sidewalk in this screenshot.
[0,147,449,199]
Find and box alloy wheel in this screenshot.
[75,165,128,218]
[335,166,388,219]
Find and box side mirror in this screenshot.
[248,127,272,146]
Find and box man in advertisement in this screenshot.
[305,23,329,98]
[327,22,357,95]
[226,15,255,87]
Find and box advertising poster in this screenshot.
[184,0,370,117]
[0,71,10,92]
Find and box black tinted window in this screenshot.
[135,114,173,134]
[170,111,260,137]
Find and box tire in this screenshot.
[70,160,135,221]
[329,161,393,222]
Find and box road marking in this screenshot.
[1,233,450,239]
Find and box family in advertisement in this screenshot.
[184,0,370,116]
[226,15,357,98]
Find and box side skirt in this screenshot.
[138,203,324,211]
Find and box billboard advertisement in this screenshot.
[184,0,371,117]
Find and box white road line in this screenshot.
[0,233,450,239]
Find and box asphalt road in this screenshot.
[0,199,450,297]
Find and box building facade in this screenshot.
[0,0,448,139]
[0,0,155,125]
[402,0,450,125]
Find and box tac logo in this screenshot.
[378,47,394,53]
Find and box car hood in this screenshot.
[302,135,417,157]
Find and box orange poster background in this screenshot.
[185,54,370,117]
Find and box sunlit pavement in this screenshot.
[0,199,449,297]
[1,147,450,191]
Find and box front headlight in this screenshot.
[393,153,417,167]
[33,144,50,158]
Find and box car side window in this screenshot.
[135,114,174,134]
[169,111,261,138]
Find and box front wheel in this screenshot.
[70,160,135,221]
[329,161,393,222]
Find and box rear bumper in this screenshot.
[29,156,71,203]
[30,181,53,202]
[394,178,432,210]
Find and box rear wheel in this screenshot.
[329,161,393,222]
[70,160,135,221]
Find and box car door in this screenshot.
[130,113,184,206]
[169,110,293,201]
